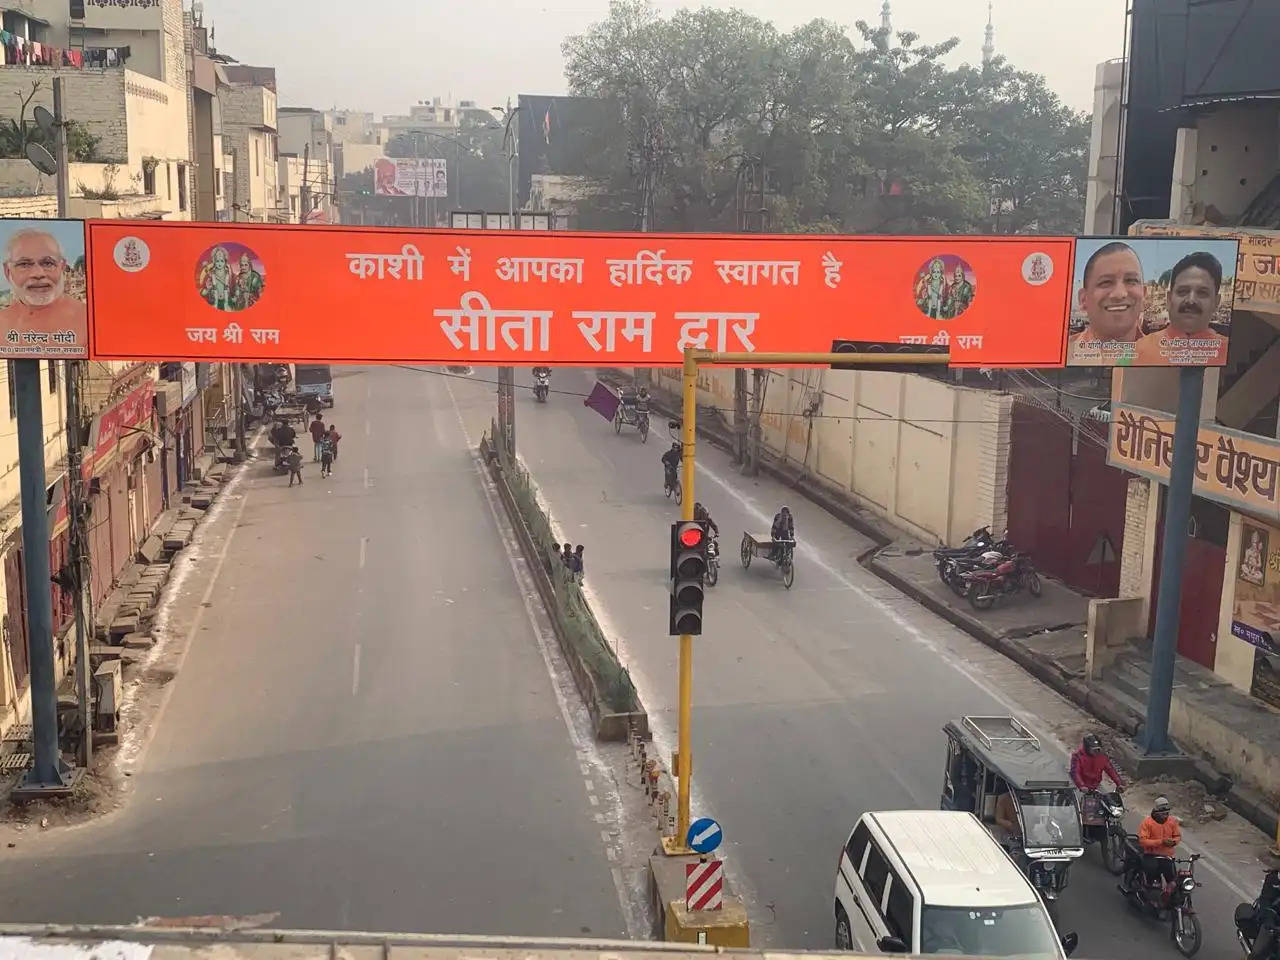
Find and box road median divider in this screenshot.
[480,427,649,742]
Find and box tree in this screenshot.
[950,61,1090,234]
[562,2,1088,236]
[336,169,409,227]
[0,81,101,162]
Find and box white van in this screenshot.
[833,810,1077,958]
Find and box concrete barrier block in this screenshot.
[137,535,165,564]
[109,616,140,639]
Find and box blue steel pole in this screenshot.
[14,358,66,787]
[1141,365,1205,755]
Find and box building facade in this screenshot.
[0,0,192,220]
[1102,0,1280,709]
[218,66,278,221]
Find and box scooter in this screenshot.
[706,536,720,587]
[533,371,550,403]
[1118,842,1203,957]
[1235,869,1280,959]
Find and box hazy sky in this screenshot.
[206,0,1124,117]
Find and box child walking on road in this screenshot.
[287,446,304,487]
[327,424,342,462]
[320,437,334,478]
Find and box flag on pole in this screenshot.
[584,381,620,422]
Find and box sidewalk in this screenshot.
[608,369,1280,845]
[0,450,237,806]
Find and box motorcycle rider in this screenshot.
[693,501,719,537]
[1135,796,1181,893]
[661,442,681,491]
[1070,733,1125,793]
[1237,869,1280,960]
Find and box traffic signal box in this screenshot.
[669,520,709,636]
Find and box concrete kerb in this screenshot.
[605,369,1280,842]
[479,433,650,742]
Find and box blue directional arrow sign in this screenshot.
[686,816,723,854]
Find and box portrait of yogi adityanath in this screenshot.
[1066,240,1144,365]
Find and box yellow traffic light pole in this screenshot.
[665,348,951,854]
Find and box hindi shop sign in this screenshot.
[1131,220,1280,318]
[84,379,156,479]
[86,222,1075,367]
[1108,402,1280,524]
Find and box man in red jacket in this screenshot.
[1070,734,1124,792]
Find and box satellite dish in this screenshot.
[32,105,56,140]
[25,142,57,176]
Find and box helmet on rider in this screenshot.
[694,501,707,520]
[1083,733,1103,756]
[671,442,681,454]
[1152,796,1172,824]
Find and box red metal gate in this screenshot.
[1148,493,1228,670]
[1006,403,1129,596]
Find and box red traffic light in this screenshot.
[679,525,704,548]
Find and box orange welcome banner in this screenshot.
[86,222,1075,367]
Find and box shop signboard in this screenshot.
[1132,220,1280,317]
[1232,519,1280,657]
[1107,402,1280,524]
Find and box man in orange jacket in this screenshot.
[1137,796,1181,890]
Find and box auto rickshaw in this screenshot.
[940,715,1085,920]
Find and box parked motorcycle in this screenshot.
[1080,790,1127,874]
[963,552,1042,610]
[1235,869,1280,959]
[1118,842,1202,957]
[533,370,550,403]
[706,536,720,587]
[933,527,996,596]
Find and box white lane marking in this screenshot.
[365,419,371,437]
[363,466,371,489]
[696,457,1256,903]
[358,536,368,569]
[352,642,361,696]
[442,377,645,939]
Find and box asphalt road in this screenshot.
[448,365,1257,960]
[0,365,627,938]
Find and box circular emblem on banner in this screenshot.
[913,254,976,320]
[195,241,266,312]
[113,235,150,272]
[1022,251,1054,286]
